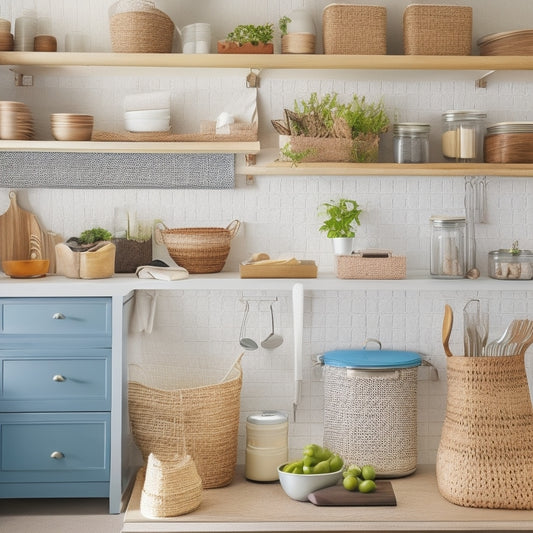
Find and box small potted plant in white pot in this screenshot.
[318,198,363,255]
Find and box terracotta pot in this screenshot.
[217,40,273,54]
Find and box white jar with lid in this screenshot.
[245,411,288,482]
[441,110,487,162]
[430,216,466,278]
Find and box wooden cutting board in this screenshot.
[0,191,46,262]
[307,481,396,506]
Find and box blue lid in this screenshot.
[320,349,422,369]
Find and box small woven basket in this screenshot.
[323,4,387,55]
[403,4,472,55]
[140,454,202,518]
[128,357,243,489]
[336,253,406,280]
[159,220,240,274]
[436,353,533,509]
[110,9,174,53]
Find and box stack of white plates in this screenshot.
[124,91,171,132]
[50,113,94,141]
[0,101,34,140]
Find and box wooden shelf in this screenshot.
[1,51,533,71]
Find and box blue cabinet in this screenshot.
[0,297,112,500]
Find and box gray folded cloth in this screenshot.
[135,265,188,281]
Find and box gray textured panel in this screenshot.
[0,152,234,189]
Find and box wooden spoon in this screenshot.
[442,304,454,357]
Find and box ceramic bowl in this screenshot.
[2,259,49,278]
[277,464,343,501]
[124,116,170,132]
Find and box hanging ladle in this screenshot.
[261,303,284,350]
[239,301,258,351]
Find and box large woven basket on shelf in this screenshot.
[159,220,240,273]
[323,4,387,55]
[403,4,472,55]
[110,9,174,53]
[436,353,533,509]
[128,359,243,489]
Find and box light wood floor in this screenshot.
[0,498,124,533]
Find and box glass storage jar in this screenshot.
[488,249,533,280]
[430,216,466,278]
[393,122,430,163]
[441,110,487,162]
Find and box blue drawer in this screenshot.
[0,349,111,412]
[0,412,110,483]
[0,298,111,346]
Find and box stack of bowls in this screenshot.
[124,91,171,132]
[34,35,57,51]
[0,18,13,51]
[50,113,94,141]
[182,23,211,54]
[0,101,34,140]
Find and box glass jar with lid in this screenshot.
[441,110,487,162]
[488,249,533,280]
[430,216,466,278]
[393,122,430,163]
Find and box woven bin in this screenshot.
[128,357,243,489]
[336,253,406,279]
[436,353,533,509]
[323,4,387,55]
[112,237,152,273]
[110,9,174,53]
[159,220,240,274]
[403,4,472,56]
[139,454,202,518]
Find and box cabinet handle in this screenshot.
[52,374,66,382]
[52,312,65,320]
[50,451,64,459]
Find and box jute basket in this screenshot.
[323,4,387,55]
[436,353,533,509]
[128,356,243,489]
[110,9,174,53]
[159,220,240,274]
[403,4,472,56]
[139,454,202,518]
[335,253,406,280]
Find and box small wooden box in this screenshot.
[336,252,406,280]
[239,260,317,279]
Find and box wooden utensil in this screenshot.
[442,304,454,357]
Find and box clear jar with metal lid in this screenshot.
[393,122,430,163]
[488,249,533,280]
[441,110,487,162]
[245,411,288,482]
[430,216,466,278]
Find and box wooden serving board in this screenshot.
[239,260,317,278]
[307,481,396,506]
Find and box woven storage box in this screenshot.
[323,4,387,55]
[336,252,406,279]
[139,454,202,518]
[436,353,533,509]
[128,358,243,488]
[321,346,422,477]
[403,4,472,55]
[112,238,152,273]
[159,220,240,274]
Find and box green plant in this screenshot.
[510,240,520,255]
[293,92,340,135]
[279,16,291,36]
[280,142,315,166]
[318,198,362,238]
[340,94,389,136]
[226,23,274,45]
[79,227,112,244]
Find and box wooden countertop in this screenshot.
[122,465,533,532]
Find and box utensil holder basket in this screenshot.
[436,353,533,509]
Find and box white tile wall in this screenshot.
[1,0,533,466]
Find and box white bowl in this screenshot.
[277,464,343,501]
[124,108,170,120]
[124,117,170,132]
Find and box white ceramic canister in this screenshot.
[14,9,37,51]
[286,9,316,35]
[245,410,288,482]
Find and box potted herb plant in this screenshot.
[318,198,363,255]
[218,23,274,54]
[279,11,316,54]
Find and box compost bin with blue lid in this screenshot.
[319,341,422,478]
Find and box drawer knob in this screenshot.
[52,374,66,382]
[52,312,65,320]
[50,451,64,459]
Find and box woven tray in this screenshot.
[403,4,472,56]
[336,252,406,280]
[323,4,387,55]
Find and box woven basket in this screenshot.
[336,253,406,279]
[436,353,533,509]
[128,358,243,489]
[281,33,316,54]
[323,4,387,55]
[140,454,202,518]
[323,365,418,477]
[403,4,472,56]
[159,220,240,274]
[110,9,174,53]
